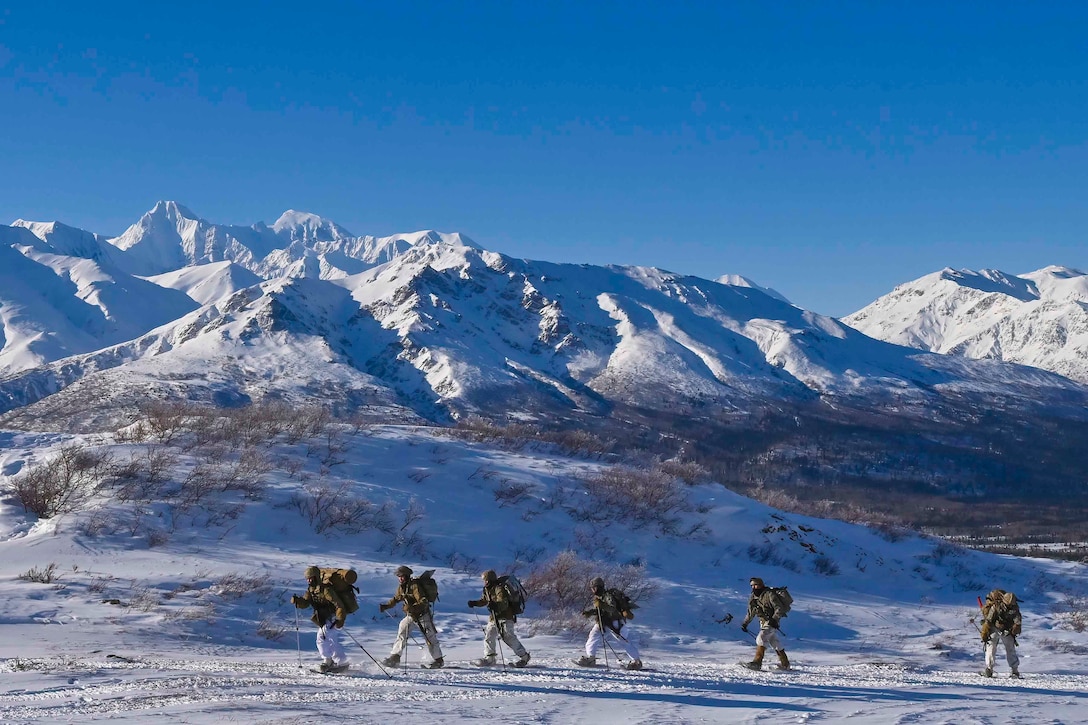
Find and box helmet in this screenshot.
[482,570,498,584]
[305,566,321,580]
[395,565,413,578]
[590,577,605,592]
[749,577,765,588]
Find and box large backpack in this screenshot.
[320,567,360,614]
[607,588,639,619]
[769,586,793,617]
[498,574,528,615]
[987,589,1020,628]
[417,569,439,603]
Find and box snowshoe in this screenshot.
[623,659,643,671]
[742,660,763,671]
[513,653,531,668]
[1010,671,1022,679]
[318,663,349,674]
[980,668,993,678]
[473,655,497,667]
[421,657,445,669]
[381,654,401,667]
[575,655,596,667]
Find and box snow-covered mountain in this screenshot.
[844,266,1088,384]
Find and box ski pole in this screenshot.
[496,620,508,672]
[294,607,302,669]
[343,628,395,679]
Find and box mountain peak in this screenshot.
[272,210,353,241]
[149,200,199,220]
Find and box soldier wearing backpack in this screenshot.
[979,588,1022,678]
[468,569,531,668]
[741,577,791,671]
[576,577,643,670]
[379,565,444,668]
[291,565,350,673]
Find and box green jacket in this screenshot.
[294,582,348,627]
[470,580,516,622]
[743,588,787,628]
[980,590,1022,640]
[584,589,630,625]
[383,578,431,619]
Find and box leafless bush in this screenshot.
[1053,595,1088,633]
[286,407,332,444]
[747,542,801,573]
[287,482,394,535]
[523,550,658,635]
[872,522,913,543]
[18,563,60,583]
[212,571,274,602]
[140,400,193,444]
[257,611,288,641]
[129,584,161,612]
[445,551,479,574]
[494,480,534,508]
[1039,637,1088,655]
[407,469,431,484]
[573,465,691,531]
[9,446,115,518]
[655,459,709,485]
[812,554,840,576]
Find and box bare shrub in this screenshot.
[140,400,193,444]
[523,550,658,635]
[9,446,115,518]
[494,480,534,508]
[287,482,394,535]
[257,611,288,641]
[213,571,274,602]
[812,554,840,576]
[747,542,801,573]
[1038,637,1088,655]
[573,465,691,531]
[286,407,332,444]
[655,459,709,485]
[18,563,60,583]
[1054,596,1088,633]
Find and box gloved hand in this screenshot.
[379,602,393,613]
[1011,623,1022,636]
[622,609,634,620]
[290,595,300,606]
[741,621,749,633]
[768,618,779,630]
[334,618,345,629]
[582,609,596,618]
[468,599,482,608]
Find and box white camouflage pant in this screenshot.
[985,631,1019,673]
[756,622,784,651]
[586,619,640,661]
[317,619,347,664]
[484,618,528,658]
[391,610,443,661]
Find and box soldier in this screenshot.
[379,565,444,669]
[741,577,790,671]
[468,569,531,667]
[980,588,1022,678]
[576,576,643,670]
[291,565,350,673]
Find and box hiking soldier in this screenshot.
[379,565,444,668]
[980,588,1022,678]
[741,577,790,670]
[468,569,531,667]
[576,577,643,670]
[291,565,350,673]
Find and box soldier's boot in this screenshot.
[576,655,597,667]
[422,657,444,669]
[776,650,791,671]
[474,654,497,667]
[1010,670,1022,679]
[319,657,335,673]
[981,668,993,678]
[513,652,531,668]
[624,659,643,671]
[744,645,766,671]
[381,654,401,667]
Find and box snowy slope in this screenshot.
[2,422,1087,722]
[844,266,1088,383]
[0,225,199,375]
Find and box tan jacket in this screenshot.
[383,579,432,618]
[743,587,787,628]
[294,582,348,627]
[470,581,516,622]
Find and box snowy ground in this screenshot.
[3,423,1088,723]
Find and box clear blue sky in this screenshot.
[2,1,1085,316]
